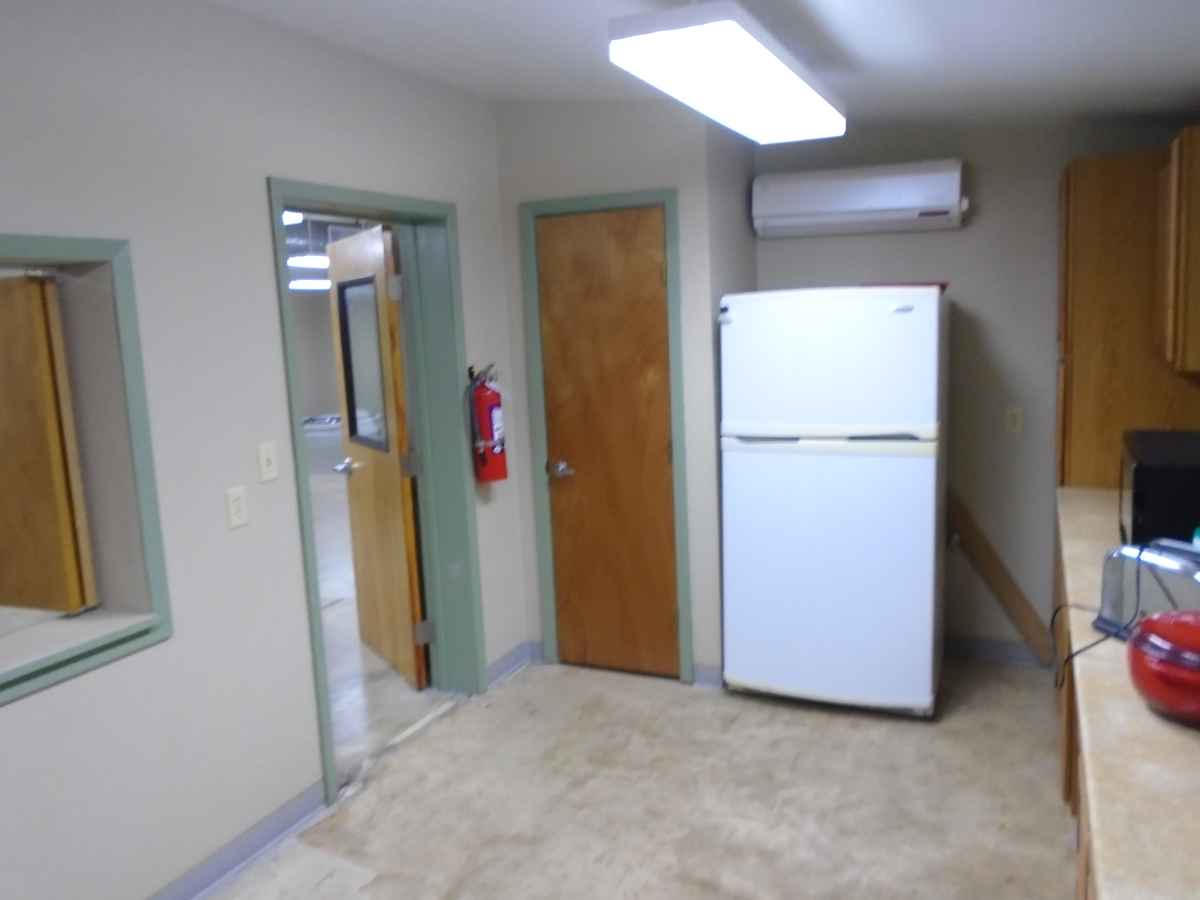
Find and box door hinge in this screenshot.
[400,450,420,477]
[414,618,436,646]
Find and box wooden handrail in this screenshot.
[948,490,1055,666]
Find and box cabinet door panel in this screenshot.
[1157,139,1181,366]
[1179,128,1200,373]
[1061,150,1200,487]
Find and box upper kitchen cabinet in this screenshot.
[1059,148,1200,488]
[1158,126,1200,374]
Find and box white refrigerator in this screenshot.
[719,286,947,716]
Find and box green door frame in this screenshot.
[0,234,172,706]
[519,189,694,683]
[267,178,487,804]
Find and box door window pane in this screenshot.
[337,278,388,449]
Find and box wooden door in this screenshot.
[0,277,96,613]
[327,227,426,688]
[1059,150,1200,487]
[535,206,679,677]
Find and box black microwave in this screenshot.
[1120,431,1200,545]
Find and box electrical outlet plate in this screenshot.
[258,441,279,482]
[226,485,249,529]
[1006,405,1024,435]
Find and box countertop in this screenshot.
[1057,488,1200,899]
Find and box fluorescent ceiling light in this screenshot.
[281,210,304,226]
[289,278,331,292]
[609,1,845,145]
[287,254,330,270]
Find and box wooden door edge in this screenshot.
[42,281,98,611]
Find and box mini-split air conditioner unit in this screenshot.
[752,159,969,238]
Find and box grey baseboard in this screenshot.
[152,781,324,900]
[945,636,1049,669]
[692,664,724,687]
[486,640,543,686]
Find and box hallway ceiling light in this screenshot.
[281,210,304,226]
[608,1,845,145]
[289,278,331,292]
[287,254,330,270]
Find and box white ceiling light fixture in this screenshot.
[287,254,330,270]
[289,278,331,292]
[608,1,845,145]
[281,210,304,226]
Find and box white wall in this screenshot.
[755,122,1176,640]
[57,263,151,615]
[700,125,757,668]
[495,100,756,672]
[0,2,528,897]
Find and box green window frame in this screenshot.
[0,235,172,706]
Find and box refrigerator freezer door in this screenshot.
[721,437,939,711]
[719,286,943,439]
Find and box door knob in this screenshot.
[333,457,363,475]
[546,459,575,479]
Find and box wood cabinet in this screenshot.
[1055,539,1093,898]
[1158,126,1200,373]
[1058,148,1200,487]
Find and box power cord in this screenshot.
[1053,546,1147,689]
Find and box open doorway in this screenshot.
[284,210,450,787]
[269,178,488,805]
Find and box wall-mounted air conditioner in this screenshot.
[752,159,969,238]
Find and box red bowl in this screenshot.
[1128,611,1200,724]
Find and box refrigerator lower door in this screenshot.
[721,437,940,713]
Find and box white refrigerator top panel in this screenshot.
[719,286,944,439]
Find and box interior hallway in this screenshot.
[214,660,1073,899]
[308,433,448,785]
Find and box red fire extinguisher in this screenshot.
[469,364,507,483]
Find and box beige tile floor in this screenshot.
[215,660,1074,900]
[309,470,449,786]
[322,599,451,785]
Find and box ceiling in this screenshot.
[214,0,1200,121]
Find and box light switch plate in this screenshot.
[226,485,249,529]
[257,441,279,482]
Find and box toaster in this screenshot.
[1097,539,1200,639]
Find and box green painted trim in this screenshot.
[517,189,695,683]
[0,619,157,704]
[518,210,557,664]
[0,234,126,265]
[0,234,173,707]
[411,220,488,693]
[661,197,695,684]
[266,183,339,806]
[267,179,455,224]
[267,178,487,804]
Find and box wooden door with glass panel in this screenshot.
[0,277,96,614]
[327,226,426,689]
